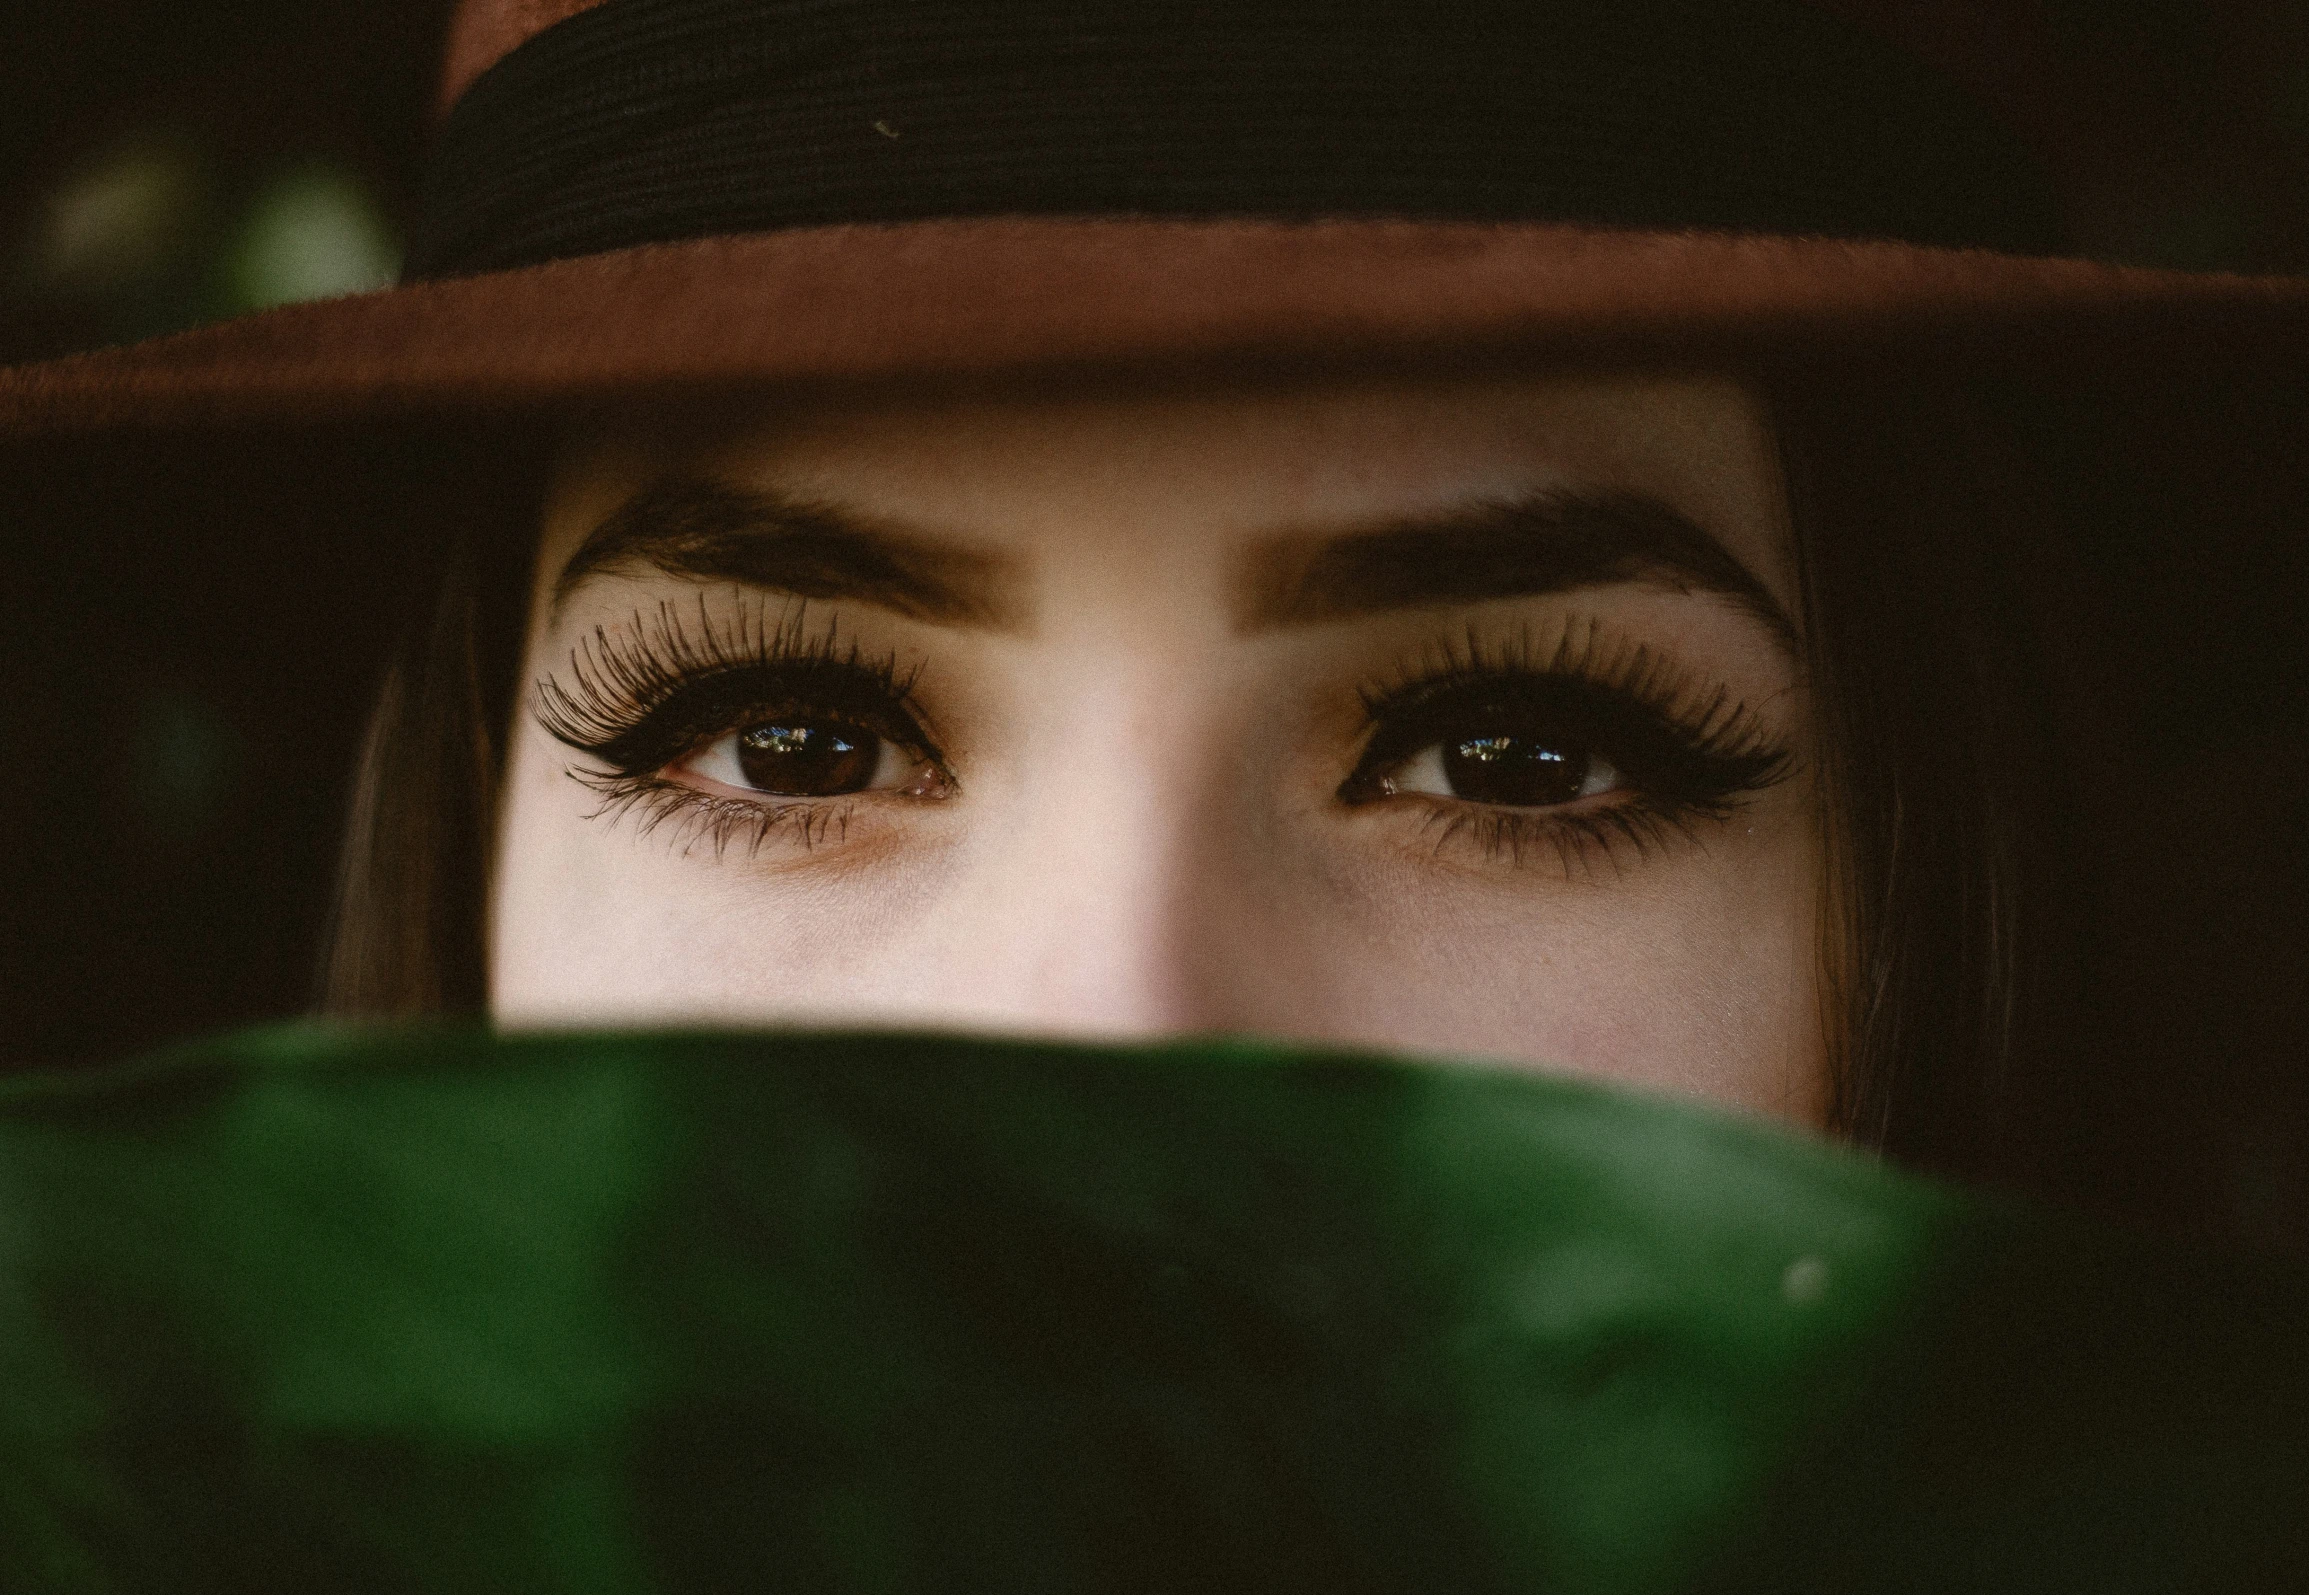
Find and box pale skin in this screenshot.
[491,371,1829,1125]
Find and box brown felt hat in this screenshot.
[3,0,2307,433]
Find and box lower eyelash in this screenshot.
[1409,799,1710,878]
[574,769,863,859]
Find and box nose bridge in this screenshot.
[934,652,1250,1039]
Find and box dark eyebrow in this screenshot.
[552,476,1019,628]
[1238,492,1801,655]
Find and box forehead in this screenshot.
[540,370,1794,604]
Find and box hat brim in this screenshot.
[5,217,2308,434]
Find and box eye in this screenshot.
[1340,662,1785,822]
[1382,724,1626,808]
[677,718,934,798]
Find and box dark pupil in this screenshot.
[1443,732,1590,807]
[735,723,878,796]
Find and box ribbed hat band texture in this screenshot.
[409,0,2067,279]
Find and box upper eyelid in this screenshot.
[1355,617,1775,725]
[1356,672,1721,768]
[532,600,940,765]
[546,659,936,756]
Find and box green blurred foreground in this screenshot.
[0,1028,2300,1592]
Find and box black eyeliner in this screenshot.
[533,592,943,777]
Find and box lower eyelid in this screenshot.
[1400,800,1713,877]
[566,771,873,857]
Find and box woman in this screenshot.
[4,6,2307,1584]
[11,0,2308,1196]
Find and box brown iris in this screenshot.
[734,722,880,796]
[1440,733,1595,807]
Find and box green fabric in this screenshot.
[0,1027,2299,1592]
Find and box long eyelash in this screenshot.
[534,590,923,761]
[1353,616,1796,873]
[1357,617,1781,769]
[531,591,940,850]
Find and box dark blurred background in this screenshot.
[0,0,456,1079]
[1,1,2306,1247]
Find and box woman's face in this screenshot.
[493,371,1827,1124]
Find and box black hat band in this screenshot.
[407,0,2066,282]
